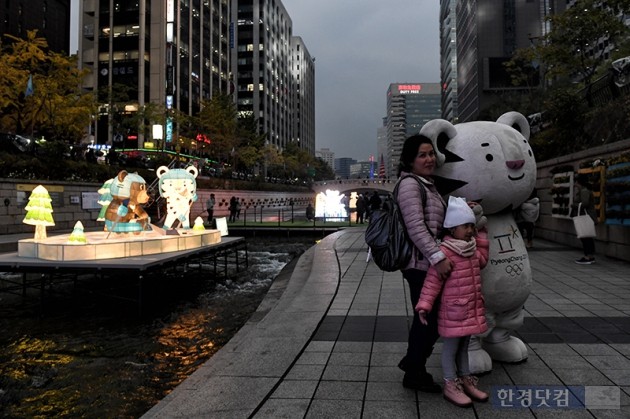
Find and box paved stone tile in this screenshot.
[370,351,405,367]
[371,341,406,353]
[321,365,368,381]
[270,380,319,399]
[304,340,334,352]
[333,341,372,353]
[471,402,537,418]
[583,355,630,370]
[285,364,325,380]
[598,369,630,386]
[365,381,415,401]
[305,399,362,418]
[314,380,366,400]
[528,343,579,356]
[540,355,593,369]
[362,400,417,418]
[552,368,615,385]
[504,368,564,385]
[609,343,630,356]
[569,343,621,356]
[368,366,403,382]
[253,398,310,418]
[328,351,370,366]
[296,351,330,365]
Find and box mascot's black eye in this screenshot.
[486,154,493,162]
[528,150,532,157]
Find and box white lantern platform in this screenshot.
[18,228,222,261]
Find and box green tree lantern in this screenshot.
[23,185,55,241]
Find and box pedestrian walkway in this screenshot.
[142,229,630,418]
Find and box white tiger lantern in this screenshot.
[420,111,536,374]
[156,165,199,229]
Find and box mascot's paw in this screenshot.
[467,347,493,375]
[472,204,487,230]
[482,336,528,363]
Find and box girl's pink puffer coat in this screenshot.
[416,230,489,338]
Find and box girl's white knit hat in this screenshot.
[443,196,476,228]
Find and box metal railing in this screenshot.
[211,206,353,228]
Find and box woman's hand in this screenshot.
[435,257,453,280]
[417,309,428,325]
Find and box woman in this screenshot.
[396,134,453,392]
[573,174,596,264]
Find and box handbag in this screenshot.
[573,203,596,239]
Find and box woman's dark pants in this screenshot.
[398,268,440,375]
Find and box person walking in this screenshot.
[416,196,490,408]
[396,134,453,392]
[355,194,366,224]
[206,193,216,225]
[573,174,597,264]
[228,196,237,222]
[235,198,242,220]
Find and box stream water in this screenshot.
[0,235,319,418]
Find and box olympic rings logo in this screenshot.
[505,263,524,276]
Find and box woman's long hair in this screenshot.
[397,134,434,177]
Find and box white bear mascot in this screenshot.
[420,111,536,374]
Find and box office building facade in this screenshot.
[385,83,441,178]
[455,0,544,122]
[334,157,356,180]
[315,147,334,170]
[1,0,71,54]
[292,36,315,154]
[231,0,315,154]
[79,0,231,147]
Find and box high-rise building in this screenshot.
[385,83,441,178]
[292,36,315,155]
[334,157,356,180]
[231,0,315,154]
[376,117,387,175]
[440,0,458,123]
[315,147,334,170]
[455,0,544,122]
[0,0,71,54]
[79,0,231,147]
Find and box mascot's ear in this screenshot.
[496,111,530,141]
[117,170,128,182]
[419,119,458,167]
[187,166,199,178]
[156,166,169,179]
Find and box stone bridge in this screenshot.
[311,178,396,195]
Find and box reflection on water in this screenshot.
[0,237,316,418]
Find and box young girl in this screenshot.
[416,196,489,408]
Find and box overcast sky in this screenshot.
[70,1,441,161]
[284,0,441,161]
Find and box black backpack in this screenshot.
[365,175,430,272]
